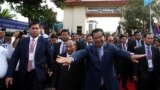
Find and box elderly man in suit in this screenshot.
[56,39,85,90]
[5,22,55,90]
[57,28,145,90]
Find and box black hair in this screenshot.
[86,34,92,38]
[61,29,70,35]
[50,33,57,39]
[91,28,105,37]
[143,32,153,38]
[119,35,127,39]
[134,31,141,35]
[29,22,39,28]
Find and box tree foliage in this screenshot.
[0,0,65,31]
[0,6,16,19]
[121,0,150,31]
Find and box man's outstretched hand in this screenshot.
[56,55,73,65]
[130,54,145,63]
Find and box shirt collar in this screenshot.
[30,35,39,41]
[144,42,151,48]
[67,51,75,57]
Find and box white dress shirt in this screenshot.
[29,36,39,69]
[0,46,9,78]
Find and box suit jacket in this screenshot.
[116,43,132,75]
[71,44,131,90]
[56,53,85,90]
[55,42,61,55]
[6,36,55,83]
[134,46,160,81]
[128,40,144,53]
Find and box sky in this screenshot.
[88,17,120,33]
[1,0,120,33]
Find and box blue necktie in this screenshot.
[147,47,152,60]
[97,48,103,60]
[62,43,66,54]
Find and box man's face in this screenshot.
[112,33,119,41]
[93,31,105,48]
[121,37,127,44]
[5,36,11,43]
[61,32,70,42]
[107,36,114,44]
[29,24,40,38]
[124,32,129,38]
[154,40,160,47]
[135,33,141,40]
[144,34,154,46]
[50,38,57,44]
[66,40,76,54]
[0,31,4,39]
[86,36,93,43]
[71,34,79,41]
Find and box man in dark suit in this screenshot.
[5,22,55,90]
[117,35,132,90]
[57,28,145,90]
[128,31,144,53]
[56,39,85,90]
[55,29,70,55]
[133,33,160,90]
[79,34,93,49]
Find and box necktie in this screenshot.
[147,47,153,71]
[62,42,66,54]
[138,40,141,47]
[97,48,103,60]
[147,47,152,60]
[27,39,35,72]
[97,47,104,85]
[122,44,126,50]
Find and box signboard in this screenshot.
[86,7,121,14]
[0,18,28,30]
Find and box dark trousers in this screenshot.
[0,79,6,90]
[17,70,44,90]
[136,72,158,90]
[99,85,107,90]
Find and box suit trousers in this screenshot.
[99,85,107,90]
[17,70,44,90]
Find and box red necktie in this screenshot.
[27,39,35,72]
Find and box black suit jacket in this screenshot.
[6,36,55,83]
[134,46,160,81]
[128,40,144,53]
[56,53,86,90]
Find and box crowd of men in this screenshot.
[0,22,160,90]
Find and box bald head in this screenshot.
[66,40,76,54]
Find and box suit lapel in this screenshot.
[92,45,100,61]
[35,37,41,57]
[151,46,155,67]
[26,37,30,60]
[101,44,109,61]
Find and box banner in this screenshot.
[0,18,28,30]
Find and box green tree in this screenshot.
[40,7,56,33]
[0,7,16,19]
[121,0,150,31]
[0,0,65,21]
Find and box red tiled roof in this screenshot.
[66,0,128,6]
